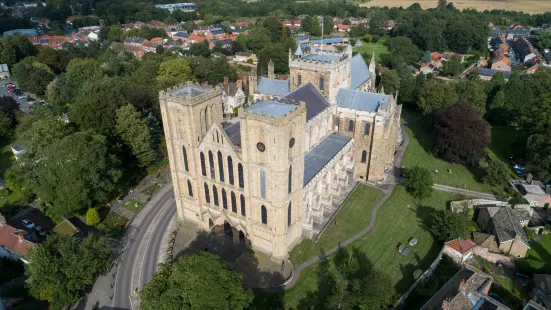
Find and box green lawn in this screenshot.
[284,186,461,308]
[525,235,551,262]
[0,143,15,170]
[290,184,383,265]
[401,109,505,194]
[123,199,141,211]
[53,220,78,236]
[353,41,389,62]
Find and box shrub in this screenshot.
[85,208,101,226]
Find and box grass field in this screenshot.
[123,199,141,211]
[290,184,383,266]
[361,0,551,14]
[284,186,461,308]
[353,41,389,62]
[526,235,551,262]
[401,109,510,195]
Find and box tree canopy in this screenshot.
[406,166,433,201]
[141,252,253,310]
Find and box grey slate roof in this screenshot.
[350,53,371,90]
[303,134,351,186]
[488,206,530,246]
[223,122,241,148]
[336,89,389,112]
[310,38,345,45]
[257,78,290,97]
[284,82,330,121]
[303,54,340,63]
[478,68,513,79]
[246,100,296,118]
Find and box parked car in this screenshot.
[35,226,47,236]
[18,93,28,100]
[22,219,35,229]
[27,97,36,102]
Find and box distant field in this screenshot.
[361,0,551,14]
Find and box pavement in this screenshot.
[0,78,36,113]
[73,184,176,310]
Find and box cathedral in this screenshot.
[159,44,402,262]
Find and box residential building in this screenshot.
[513,38,537,64]
[221,78,245,115]
[10,142,24,160]
[154,2,196,12]
[477,206,530,258]
[234,52,257,63]
[159,47,401,261]
[523,300,548,310]
[532,274,551,309]
[0,215,35,263]
[421,265,510,310]
[491,57,512,71]
[110,42,145,59]
[507,28,532,40]
[478,68,513,81]
[511,177,551,208]
[443,238,476,263]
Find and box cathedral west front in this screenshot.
[159,44,402,261]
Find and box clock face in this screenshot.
[257,142,266,152]
[289,138,295,148]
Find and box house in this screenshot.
[443,238,476,263]
[10,142,24,160]
[234,52,256,63]
[124,37,146,47]
[337,24,352,32]
[478,68,513,81]
[110,42,145,59]
[507,28,532,39]
[187,34,206,43]
[511,177,551,209]
[491,56,512,71]
[477,206,530,258]
[0,63,9,79]
[87,31,99,41]
[532,274,551,309]
[421,265,509,310]
[513,38,536,63]
[221,77,245,115]
[0,215,35,263]
[523,300,548,310]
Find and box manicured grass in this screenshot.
[0,189,22,208]
[290,184,383,266]
[401,109,504,194]
[353,41,389,62]
[123,199,140,211]
[284,186,461,308]
[525,235,551,262]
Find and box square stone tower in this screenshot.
[289,45,352,103]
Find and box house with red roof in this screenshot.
[187,34,206,43]
[0,215,35,263]
[443,238,476,263]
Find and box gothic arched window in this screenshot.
[227,156,234,185]
[297,74,302,86]
[200,152,206,176]
[260,169,266,199]
[204,182,210,204]
[217,151,225,182]
[288,165,292,194]
[361,150,367,163]
[319,76,324,92]
[240,194,246,216]
[222,188,228,209]
[348,120,354,132]
[238,163,244,188]
[231,191,237,213]
[364,122,371,136]
[213,185,219,206]
[261,205,267,225]
[182,146,189,171]
[288,202,292,226]
[187,180,193,197]
[208,151,215,179]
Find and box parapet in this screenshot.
[159,81,222,106]
[242,96,306,124]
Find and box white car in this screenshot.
[18,94,28,100]
[22,219,35,229]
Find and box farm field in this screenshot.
[361,0,551,14]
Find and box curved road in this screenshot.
[111,185,176,310]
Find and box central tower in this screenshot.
[288,45,352,103]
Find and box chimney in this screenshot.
[237,79,242,90]
[224,76,229,84]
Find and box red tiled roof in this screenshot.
[151,37,163,42]
[188,34,206,42]
[445,238,476,254]
[0,224,35,257]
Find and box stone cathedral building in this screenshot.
[159,44,402,262]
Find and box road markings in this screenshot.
[111,263,122,308]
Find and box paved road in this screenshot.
[111,185,175,310]
[0,79,35,112]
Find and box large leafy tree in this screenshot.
[156,57,194,88]
[406,166,433,201]
[0,95,20,125]
[116,104,156,167]
[456,79,487,116]
[381,36,422,68]
[417,79,458,115]
[379,70,400,96]
[141,252,253,310]
[526,131,551,182]
[12,57,55,95]
[16,132,121,217]
[263,16,282,42]
[26,235,112,309]
[246,27,272,52]
[441,54,463,77]
[429,209,471,242]
[47,58,103,105]
[433,102,491,166]
[70,76,130,136]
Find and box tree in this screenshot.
[380,36,421,68]
[300,15,312,33]
[37,46,63,73]
[18,116,71,155]
[141,252,253,310]
[481,158,510,186]
[247,27,272,52]
[26,235,112,309]
[47,58,103,105]
[536,30,551,49]
[456,79,487,116]
[189,40,211,58]
[489,90,505,110]
[441,54,463,77]
[70,76,130,136]
[417,79,458,115]
[406,166,433,201]
[311,16,322,36]
[155,44,164,55]
[0,96,20,125]
[369,11,389,36]
[12,57,55,95]
[379,70,400,95]
[526,131,551,182]
[85,208,101,226]
[107,25,123,42]
[263,16,282,42]
[15,132,121,218]
[156,57,193,88]
[429,209,471,242]
[433,102,491,166]
[115,104,157,167]
[437,0,448,9]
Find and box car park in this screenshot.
[35,226,47,236]
[22,219,35,229]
